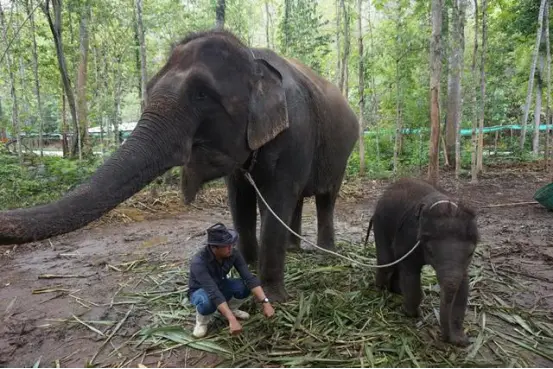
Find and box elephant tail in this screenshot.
[363,217,373,247]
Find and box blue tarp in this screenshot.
[363,124,553,137]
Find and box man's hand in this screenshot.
[217,301,243,335]
[251,286,276,318]
[229,318,243,335]
[262,302,275,318]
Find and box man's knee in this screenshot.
[227,278,251,299]
[190,290,217,315]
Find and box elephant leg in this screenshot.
[258,189,298,303]
[288,197,304,251]
[389,267,402,294]
[315,190,338,251]
[399,263,423,317]
[374,220,396,293]
[225,173,259,265]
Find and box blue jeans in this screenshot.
[190,278,251,315]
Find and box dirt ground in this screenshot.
[1,162,552,368]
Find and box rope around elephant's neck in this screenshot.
[242,172,421,269]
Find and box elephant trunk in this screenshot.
[0,108,190,245]
[436,267,465,341]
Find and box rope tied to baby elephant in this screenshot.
[242,171,427,269]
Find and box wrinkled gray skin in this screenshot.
[0,30,359,303]
[364,177,479,347]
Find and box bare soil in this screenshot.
[1,162,552,368]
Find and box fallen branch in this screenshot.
[481,201,540,208]
[38,274,91,279]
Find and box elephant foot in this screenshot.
[402,304,421,318]
[286,239,302,252]
[316,239,336,252]
[443,331,471,347]
[263,282,289,303]
[375,270,389,290]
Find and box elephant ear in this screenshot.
[247,57,290,151]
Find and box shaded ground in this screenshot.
[1,162,552,367]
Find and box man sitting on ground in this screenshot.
[187,222,275,338]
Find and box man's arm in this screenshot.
[232,250,275,318]
[233,250,261,291]
[233,250,272,302]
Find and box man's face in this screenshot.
[212,244,233,259]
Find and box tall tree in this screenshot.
[335,0,341,84]
[215,0,225,29]
[41,0,78,158]
[476,0,487,173]
[265,0,271,48]
[454,1,467,179]
[445,0,467,172]
[534,9,548,156]
[545,0,552,171]
[392,1,405,176]
[520,0,548,150]
[470,0,479,183]
[26,0,45,157]
[136,0,147,112]
[428,0,443,184]
[357,0,365,176]
[0,1,22,162]
[76,1,92,158]
[339,0,350,96]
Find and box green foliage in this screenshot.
[0,0,549,184]
[0,151,102,210]
[276,0,332,74]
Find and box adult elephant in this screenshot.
[0,30,359,302]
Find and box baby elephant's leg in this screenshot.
[399,263,423,317]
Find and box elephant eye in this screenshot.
[194,90,208,101]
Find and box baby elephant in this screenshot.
[364,177,479,347]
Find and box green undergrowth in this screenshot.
[100,242,553,368]
[0,151,103,210]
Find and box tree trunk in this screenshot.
[357,0,365,176]
[393,59,402,175]
[215,0,225,29]
[132,0,141,104]
[42,0,79,159]
[534,67,543,156]
[75,2,91,158]
[335,0,341,85]
[135,0,147,112]
[339,0,350,97]
[455,0,467,179]
[441,3,450,141]
[282,0,290,54]
[265,0,271,48]
[428,0,443,185]
[113,55,123,147]
[520,0,548,150]
[476,0,487,173]
[534,18,547,157]
[446,0,466,172]
[26,0,45,158]
[470,0,479,183]
[61,85,69,157]
[545,0,552,171]
[0,2,22,163]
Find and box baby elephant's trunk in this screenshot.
[437,268,470,347]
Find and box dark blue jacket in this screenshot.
[187,245,261,306]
